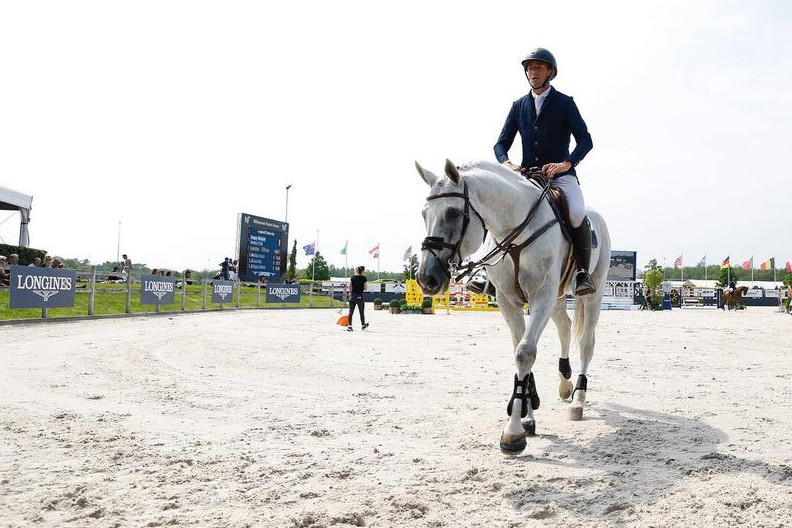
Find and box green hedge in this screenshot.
[0,243,47,265]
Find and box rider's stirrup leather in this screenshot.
[571,217,596,296]
[467,276,496,297]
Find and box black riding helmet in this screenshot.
[521,47,557,80]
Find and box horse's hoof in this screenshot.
[522,420,536,437]
[559,379,573,400]
[568,406,584,421]
[499,431,527,455]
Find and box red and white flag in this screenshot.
[403,245,412,261]
[673,255,682,269]
[369,243,380,258]
[742,257,753,270]
[786,261,791,273]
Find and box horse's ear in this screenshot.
[444,159,461,185]
[415,161,438,187]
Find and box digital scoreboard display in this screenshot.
[608,250,637,282]
[236,213,289,282]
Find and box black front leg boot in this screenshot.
[501,374,529,454]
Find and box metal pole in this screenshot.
[116,221,121,267]
[310,230,318,307]
[181,270,186,311]
[202,278,207,310]
[125,271,132,314]
[285,184,292,223]
[89,266,96,316]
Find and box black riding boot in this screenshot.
[570,216,596,296]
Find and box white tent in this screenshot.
[0,185,33,247]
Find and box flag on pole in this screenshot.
[720,256,730,269]
[786,261,791,273]
[340,241,347,255]
[742,257,753,270]
[403,245,412,261]
[759,257,773,271]
[369,243,380,258]
[303,242,315,256]
[673,255,682,269]
[696,256,706,267]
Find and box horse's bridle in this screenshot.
[421,181,487,279]
[421,174,558,290]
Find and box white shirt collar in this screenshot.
[532,85,552,114]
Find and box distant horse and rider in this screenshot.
[416,160,611,455]
[721,286,748,311]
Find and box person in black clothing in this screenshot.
[220,257,230,280]
[347,265,369,331]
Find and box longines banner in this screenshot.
[265,283,301,303]
[211,280,235,303]
[140,275,177,305]
[9,266,77,308]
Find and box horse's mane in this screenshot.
[455,161,529,188]
[457,160,519,178]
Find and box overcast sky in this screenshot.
[1,1,790,274]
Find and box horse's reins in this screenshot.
[421,174,558,302]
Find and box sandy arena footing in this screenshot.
[1,307,791,527]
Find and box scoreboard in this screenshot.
[236,213,289,282]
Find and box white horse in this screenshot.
[415,160,611,455]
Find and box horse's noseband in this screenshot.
[421,181,487,278]
[421,236,448,252]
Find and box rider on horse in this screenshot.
[472,47,595,297]
[728,278,737,295]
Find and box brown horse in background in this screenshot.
[721,286,749,310]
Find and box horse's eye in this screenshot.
[446,208,462,220]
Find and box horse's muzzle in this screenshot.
[417,260,449,296]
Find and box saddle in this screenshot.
[524,169,573,238]
[523,169,597,297]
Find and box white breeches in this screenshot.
[551,175,586,228]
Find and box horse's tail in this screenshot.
[572,296,585,349]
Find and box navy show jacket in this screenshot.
[494,87,593,178]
